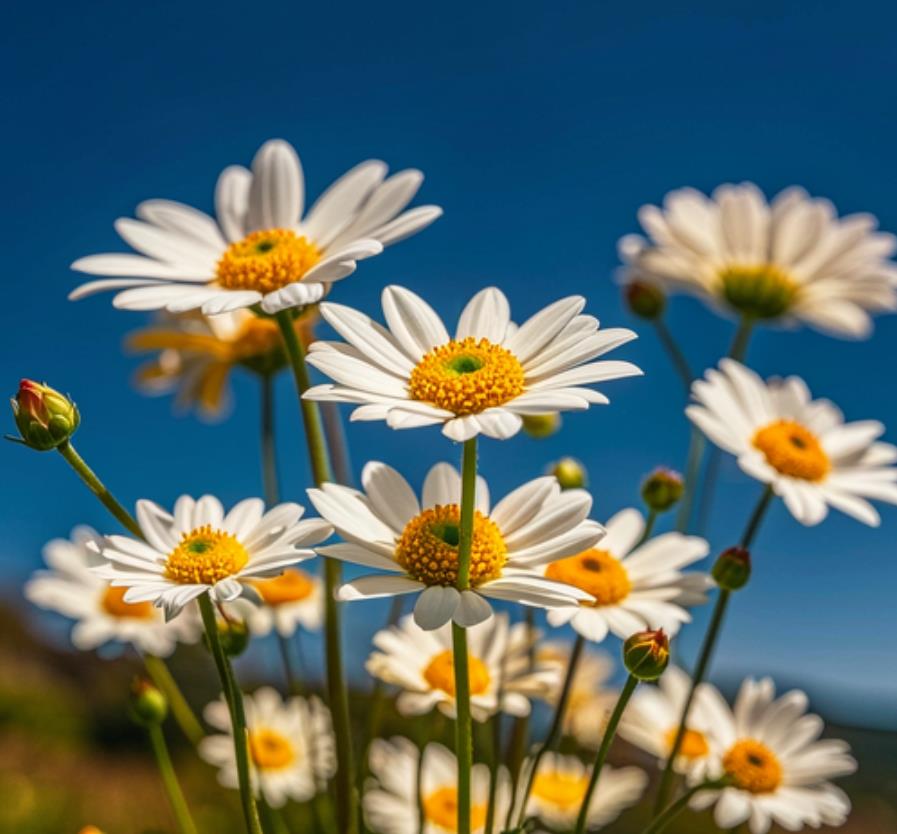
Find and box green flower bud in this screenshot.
[624,281,666,320]
[641,467,685,512]
[129,678,168,726]
[208,617,250,657]
[10,379,80,451]
[712,546,751,591]
[549,457,587,490]
[623,628,670,681]
[521,413,561,439]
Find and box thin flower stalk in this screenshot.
[146,722,199,834]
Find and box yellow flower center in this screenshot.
[531,770,588,809]
[423,649,491,697]
[664,726,710,760]
[100,585,156,619]
[723,739,783,794]
[545,549,632,606]
[164,525,249,586]
[718,263,799,319]
[216,229,322,294]
[252,568,316,606]
[408,337,525,415]
[422,786,487,831]
[752,419,830,481]
[396,505,507,587]
[248,727,295,771]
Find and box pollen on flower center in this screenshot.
[423,649,491,696]
[216,228,322,294]
[408,337,525,415]
[723,739,783,793]
[664,726,710,760]
[545,549,632,606]
[248,727,295,770]
[252,568,315,606]
[164,525,249,586]
[753,419,830,481]
[531,771,588,808]
[100,585,155,619]
[423,786,487,831]
[395,505,507,587]
[718,263,799,319]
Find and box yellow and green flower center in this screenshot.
[531,770,588,809]
[723,739,783,793]
[423,649,491,696]
[216,229,322,294]
[752,419,830,481]
[664,726,710,760]
[101,585,155,620]
[408,337,525,415]
[545,549,632,606]
[423,786,487,831]
[248,727,295,770]
[718,263,799,320]
[164,525,249,586]
[252,568,316,607]
[396,505,507,587]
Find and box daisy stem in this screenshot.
[643,778,730,834]
[484,712,502,834]
[260,373,281,506]
[572,674,639,834]
[652,317,694,395]
[653,484,774,813]
[198,594,263,834]
[144,655,204,746]
[638,510,658,546]
[452,436,479,834]
[275,309,358,834]
[146,723,199,834]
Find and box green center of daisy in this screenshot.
[430,521,461,547]
[445,354,485,376]
[719,263,798,319]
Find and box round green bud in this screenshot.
[549,457,587,490]
[11,379,80,451]
[129,678,168,726]
[712,546,751,591]
[213,617,250,657]
[623,628,670,681]
[624,281,666,320]
[521,413,561,439]
[641,467,685,512]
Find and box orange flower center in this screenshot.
[545,548,631,606]
[422,649,491,697]
[752,419,830,481]
[723,739,783,793]
[531,770,588,809]
[100,585,156,619]
[216,229,322,293]
[664,726,710,760]
[252,568,316,606]
[422,786,487,831]
[164,525,249,585]
[248,727,295,770]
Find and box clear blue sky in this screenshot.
[2,1,895,727]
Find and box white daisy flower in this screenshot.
[543,508,711,643]
[519,752,647,831]
[618,665,718,779]
[302,285,642,441]
[619,183,897,338]
[308,461,603,630]
[366,612,559,721]
[93,495,332,620]
[687,359,897,526]
[199,687,335,808]
[689,677,857,834]
[237,567,324,638]
[363,737,510,834]
[25,526,199,656]
[70,138,442,316]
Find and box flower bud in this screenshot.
[641,467,684,512]
[210,616,250,657]
[624,281,666,320]
[712,546,751,591]
[522,413,561,439]
[10,380,80,451]
[549,457,587,490]
[129,678,168,726]
[623,628,669,680]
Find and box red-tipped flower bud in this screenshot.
[549,457,587,490]
[623,628,670,680]
[522,413,562,439]
[712,546,751,591]
[129,678,168,726]
[10,380,80,451]
[641,467,685,512]
[624,281,666,320]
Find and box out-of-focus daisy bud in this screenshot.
[623,628,669,681]
[549,457,587,490]
[210,616,250,658]
[129,678,168,726]
[624,281,666,320]
[712,546,751,591]
[641,467,684,513]
[10,379,80,451]
[522,413,562,439]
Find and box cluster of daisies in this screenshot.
[17,136,897,834]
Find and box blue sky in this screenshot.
[2,1,896,727]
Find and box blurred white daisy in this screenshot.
[303,285,641,441]
[70,138,441,315]
[619,183,897,338]
[25,526,199,656]
[688,359,897,526]
[308,461,602,630]
[238,567,324,638]
[366,612,559,721]
[543,508,711,643]
[690,677,857,834]
[199,686,335,808]
[93,495,331,619]
[518,752,646,831]
[363,737,510,834]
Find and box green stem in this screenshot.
[644,779,729,834]
[321,400,354,486]
[653,317,694,395]
[144,655,204,746]
[573,675,639,834]
[260,373,281,506]
[146,724,199,834]
[259,799,291,834]
[675,428,706,533]
[728,316,755,363]
[484,712,502,834]
[277,633,303,696]
[638,510,658,546]
[199,594,263,834]
[276,309,358,834]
